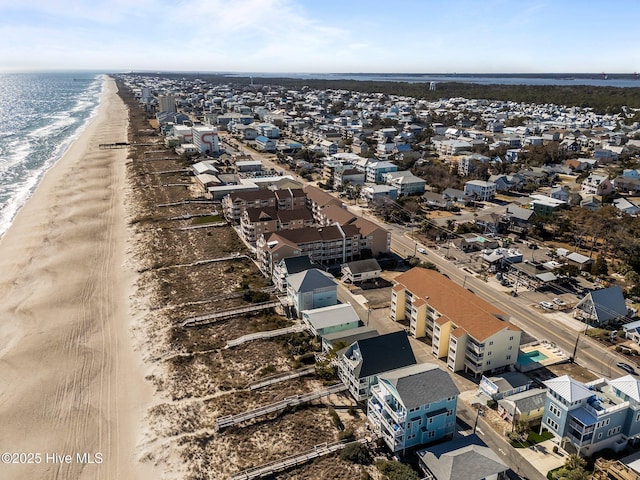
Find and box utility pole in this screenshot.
[473,408,484,434]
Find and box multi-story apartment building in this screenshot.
[191,125,219,154]
[256,224,361,275]
[222,188,306,222]
[390,268,521,377]
[239,206,315,243]
[383,171,426,196]
[542,375,640,456]
[365,161,398,184]
[367,363,459,452]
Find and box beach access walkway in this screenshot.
[225,323,308,348]
[229,439,366,480]
[215,383,347,431]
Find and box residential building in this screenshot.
[272,255,315,292]
[417,435,509,480]
[384,171,427,196]
[222,189,278,221]
[366,161,398,184]
[361,184,399,203]
[498,388,547,427]
[286,268,338,317]
[302,303,360,336]
[158,94,176,113]
[337,331,417,402]
[574,286,628,325]
[581,174,615,196]
[321,327,379,352]
[255,135,276,152]
[390,268,521,376]
[239,206,314,243]
[542,375,640,456]
[191,125,219,154]
[367,363,459,452]
[256,224,362,274]
[464,180,497,201]
[341,258,381,283]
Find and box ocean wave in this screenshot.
[0,74,105,239]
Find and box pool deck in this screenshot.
[516,341,570,372]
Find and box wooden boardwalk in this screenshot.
[215,383,347,431]
[225,324,308,348]
[229,440,365,480]
[245,366,315,391]
[182,300,280,327]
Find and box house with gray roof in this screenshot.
[417,434,509,480]
[367,363,459,452]
[498,387,547,426]
[286,268,337,318]
[338,330,416,402]
[341,258,381,283]
[301,303,360,337]
[574,285,628,325]
[272,255,316,292]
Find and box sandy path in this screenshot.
[0,77,157,479]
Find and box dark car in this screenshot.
[616,362,637,375]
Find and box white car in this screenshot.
[417,247,427,254]
[539,301,554,310]
[553,298,566,306]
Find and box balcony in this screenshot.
[467,341,485,355]
[465,350,483,363]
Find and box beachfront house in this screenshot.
[286,268,338,318]
[338,331,416,402]
[367,363,459,452]
[301,303,360,337]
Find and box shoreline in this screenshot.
[0,77,157,479]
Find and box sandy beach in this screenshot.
[0,77,157,479]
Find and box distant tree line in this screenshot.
[136,72,640,115]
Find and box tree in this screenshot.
[591,254,608,276]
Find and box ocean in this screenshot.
[0,72,103,238]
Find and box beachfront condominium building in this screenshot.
[222,188,307,222]
[256,224,362,274]
[367,363,459,453]
[542,375,640,457]
[191,125,219,154]
[390,268,521,377]
[158,94,176,113]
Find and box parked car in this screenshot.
[616,362,637,375]
[539,301,554,310]
[417,247,427,254]
[553,298,566,306]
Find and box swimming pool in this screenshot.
[518,349,549,366]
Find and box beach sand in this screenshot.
[0,77,157,479]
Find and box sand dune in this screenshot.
[0,77,157,479]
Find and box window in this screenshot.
[547,418,558,430]
[487,351,492,356]
[506,355,511,360]
[509,336,514,341]
[549,403,561,417]
[428,431,436,438]
[598,433,603,439]
[428,417,433,424]
[508,345,513,350]
[489,341,494,346]
[636,412,640,422]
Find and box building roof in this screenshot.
[320,203,358,225]
[608,375,640,402]
[302,303,360,330]
[418,434,508,480]
[280,255,315,274]
[287,268,337,293]
[227,189,275,203]
[321,326,379,347]
[348,331,416,379]
[303,185,343,208]
[393,268,519,342]
[343,258,381,275]
[498,388,547,415]
[575,285,627,323]
[543,375,594,403]
[378,363,460,410]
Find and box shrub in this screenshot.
[328,407,344,430]
[338,428,356,442]
[340,443,371,465]
[374,460,420,480]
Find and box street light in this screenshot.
[473,408,484,434]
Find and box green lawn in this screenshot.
[511,429,554,448]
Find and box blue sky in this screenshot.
[2,0,639,73]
